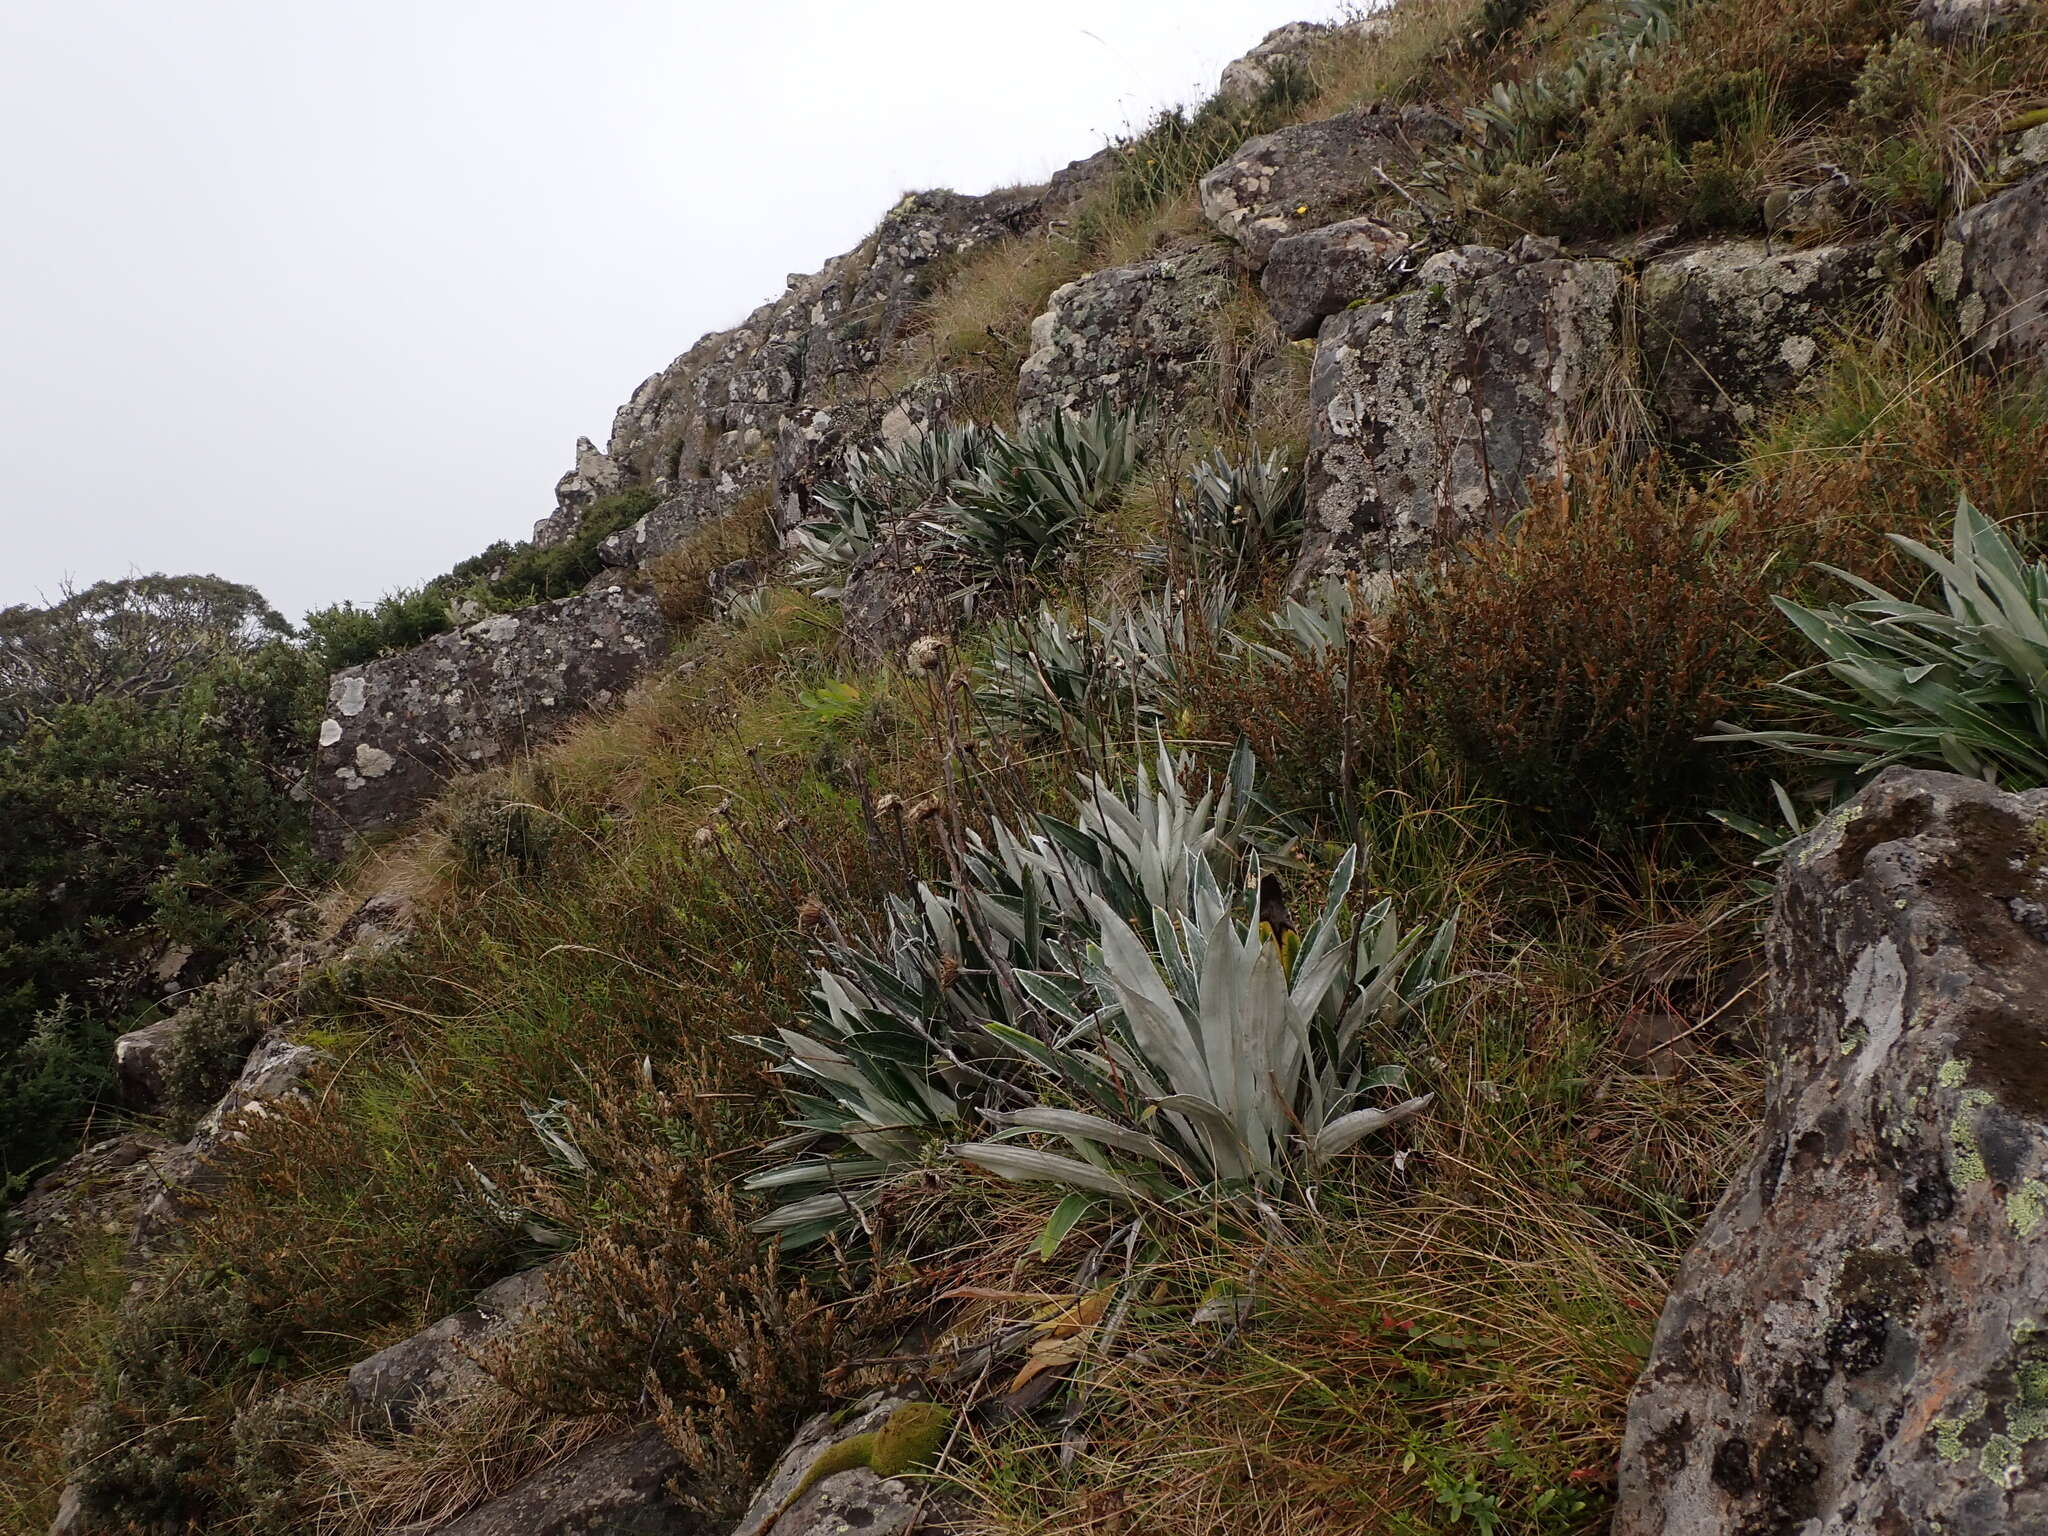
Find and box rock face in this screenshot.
[1618,769,2048,1535]
[1260,215,1414,340]
[347,1264,556,1431]
[1016,242,1235,428]
[534,437,633,548]
[1215,21,1337,107]
[1297,242,1625,580]
[1917,0,2034,43]
[311,586,667,857]
[433,1427,703,1536]
[1198,106,1457,271]
[1640,239,1896,456]
[1949,167,2048,378]
[595,481,732,571]
[733,1395,954,1536]
[606,190,1042,497]
[2,1133,175,1279]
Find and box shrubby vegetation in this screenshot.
[11,2,2048,1534]
[0,578,318,1191]
[303,487,661,670]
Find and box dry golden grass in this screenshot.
[310,1382,620,1536]
[0,1237,126,1536]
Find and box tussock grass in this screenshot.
[0,1235,127,1534]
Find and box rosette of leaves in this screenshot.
[953,846,1452,1212]
[971,587,1228,742]
[1716,495,2048,788]
[790,424,991,598]
[1170,446,1304,581]
[742,744,1273,1244]
[941,402,1143,572]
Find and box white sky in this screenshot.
[0,0,1341,622]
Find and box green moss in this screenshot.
[1939,1058,1972,1089]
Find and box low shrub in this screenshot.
[1388,465,1770,841]
[304,487,662,671]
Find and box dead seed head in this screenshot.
[907,634,950,673]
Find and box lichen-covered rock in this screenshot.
[130,1033,328,1255]
[1640,238,1897,456]
[1949,166,2048,377]
[1259,216,1414,340]
[605,188,1043,497]
[1297,243,1625,580]
[347,1263,556,1431]
[1617,769,2048,1535]
[2,1133,175,1279]
[595,481,730,569]
[733,1395,956,1536]
[1917,0,2035,43]
[1215,20,1337,107]
[1015,242,1234,428]
[432,1427,702,1536]
[310,586,667,857]
[1198,106,1458,270]
[533,435,631,548]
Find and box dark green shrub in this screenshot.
[303,487,662,672]
[159,974,264,1129]
[0,639,316,1182]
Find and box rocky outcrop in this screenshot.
[1198,106,1457,271]
[606,190,1044,499]
[1298,241,1625,580]
[433,1427,702,1536]
[1260,215,1414,340]
[734,1395,954,1536]
[347,1264,556,1432]
[2,1133,176,1279]
[1917,0,2035,43]
[1016,242,1235,428]
[1618,769,2048,1535]
[1640,238,1898,456]
[311,586,667,856]
[1949,166,2048,378]
[1216,21,1338,106]
[595,481,731,570]
[533,437,633,548]
[130,1032,328,1255]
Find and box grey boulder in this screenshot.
[1015,241,1235,428]
[347,1263,557,1432]
[1617,769,2048,1534]
[1297,242,1625,581]
[1639,238,1897,457]
[431,1427,703,1536]
[1198,105,1458,270]
[311,585,668,857]
[1259,216,1414,340]
[732,1395,953,1536]
[1948,166,2048,378]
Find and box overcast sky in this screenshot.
[0,0,1341,622]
